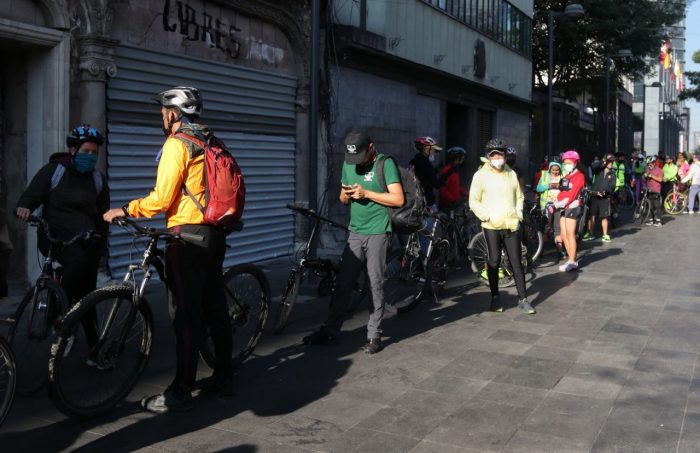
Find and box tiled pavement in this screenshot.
[1,214,700,452]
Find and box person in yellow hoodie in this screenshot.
[103,87,233,413]
[469,138,534,314]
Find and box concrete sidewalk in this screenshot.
[1,215,700,452]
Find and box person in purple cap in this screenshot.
[303,131,404,354]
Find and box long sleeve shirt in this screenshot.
[438,163,462,208]
[469,164,523,232]
[557,170,585,208]
[127,129,207,228]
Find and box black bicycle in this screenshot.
[633,187,652,225]
[273,204,355,334]
[8,215,98,396]
[0,332,16,428]
[48,217,269,418]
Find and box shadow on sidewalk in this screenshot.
[1,282,492,451]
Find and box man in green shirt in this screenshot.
[303,131,404,354]
[662,155,678,198]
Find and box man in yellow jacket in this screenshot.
[104,86,233,413]
[469,138,534,314]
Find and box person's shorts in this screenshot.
[589,197,611,218]
[563,206,581,219]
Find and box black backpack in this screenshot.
[376,155,426,234]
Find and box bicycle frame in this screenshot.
[98,236,165,357]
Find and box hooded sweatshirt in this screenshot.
[469,162,523,232]
[536,162,562,207]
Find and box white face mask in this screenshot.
[428,154,436,164]
[490,158,505,169]
[563,163,575,173]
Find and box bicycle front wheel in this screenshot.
[201,264,270,369]
[468,232,515,288]
[48,285,154,418]
[521,221,543,265]
[9,279,69,396]
[663,191,688,215]
[0,336,16,428]
[634,198,651,225]
[273,268,302,334]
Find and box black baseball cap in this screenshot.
[344,131,372,165]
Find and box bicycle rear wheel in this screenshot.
[663,191,688,215]
[468,232,515,288]
[616,186,635,211]
[384,235,424,314]
[8,280,68,396]
[201,264,270,368]
[48,285,154,418]
[0,336,16,428]
[273,268,303,334]
[521,221,543,265]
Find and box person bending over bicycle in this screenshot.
[554,150,585,272]
[103,86,233,413]
[302,131,404,355]
[469,138,534,315]
[643,155,664,226]
[438,147,468,212]
[16,125,109,309]
[585,154,616,243]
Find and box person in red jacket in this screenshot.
[553,150,585,272]
[438,147,467,211]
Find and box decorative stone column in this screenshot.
[77,34,118,173]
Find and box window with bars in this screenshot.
[422,0,532,58]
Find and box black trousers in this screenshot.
[648,192,661,221]
[165,224,232,393]
[483,228,527,300]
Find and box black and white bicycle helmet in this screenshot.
[645,155,657,165]
[484,138,507,153]
[152,86,203,117]
[505,146,517,156]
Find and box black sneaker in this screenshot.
[518,298,536,315]
[302,326,339,345]
[141,389,194,414]
[200,374,234,397]
[490,295,504,313]
[363,338,383,355]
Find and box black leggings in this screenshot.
[483,228,527,299]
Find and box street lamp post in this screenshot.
[547,3,585,161]
[641,82,661,152]
[604,49,632,153]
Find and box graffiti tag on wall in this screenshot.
[162,0,241,59]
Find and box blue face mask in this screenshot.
[74,152,98,173]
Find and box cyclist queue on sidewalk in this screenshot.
[4,84,700,416]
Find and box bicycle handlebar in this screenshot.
[286,204,349,231]
[21,213,103,247]
[114,217,204,242]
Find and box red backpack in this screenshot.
[174,132,245,229]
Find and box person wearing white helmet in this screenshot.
[103,86,234,413]
[553,150,585,272]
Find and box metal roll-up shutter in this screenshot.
[106,45,297,273]
[477,109,494,153]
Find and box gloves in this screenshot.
[552,198,569,209]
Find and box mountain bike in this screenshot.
[385,211,451,313]
[613,184,635,214]
[0,332,16,428]
[633,187,652,225]
[663,181,688,215]
[8,214,98,396]
[47,217,269,418]
[273,204,355,334]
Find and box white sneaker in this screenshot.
[689,211,695,215]
[558,261,578,272]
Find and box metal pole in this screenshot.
[309,0,319,210]
[605,56,610,153]
[547,11,554,161]
[661,102,665,155]
[641,85,646,152]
